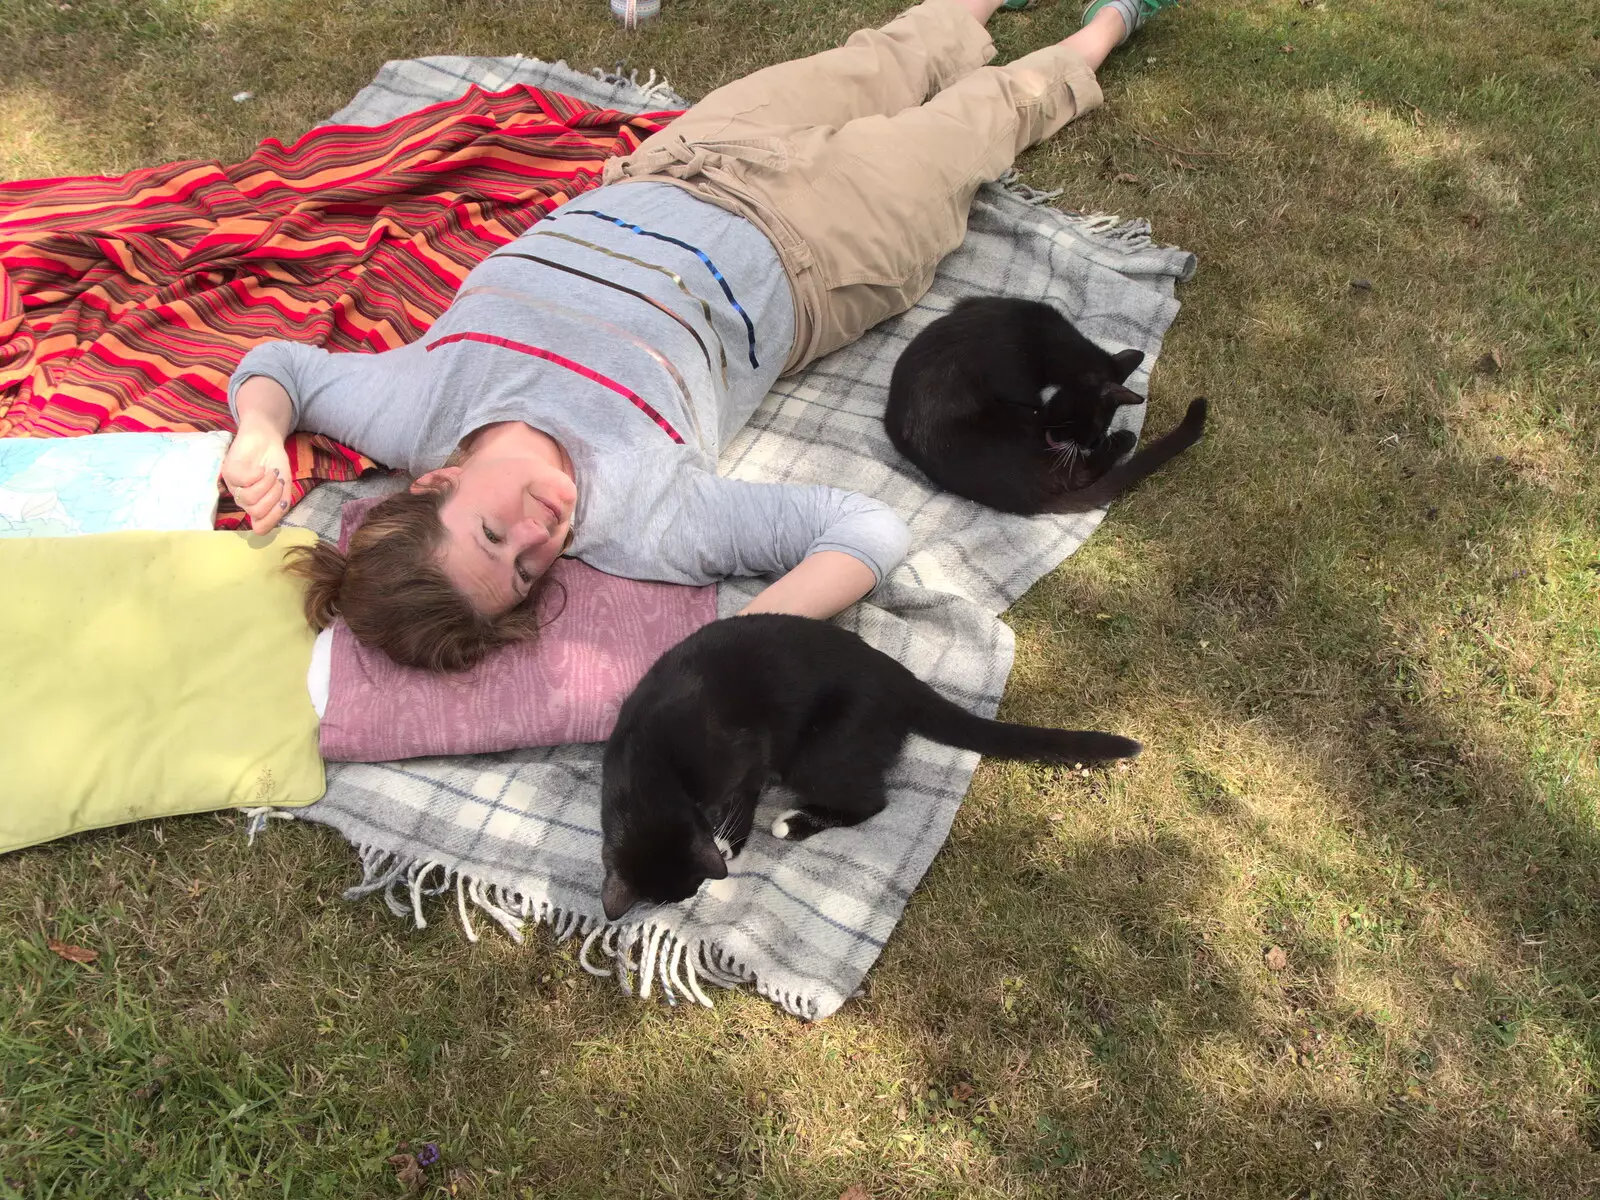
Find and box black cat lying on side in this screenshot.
[599,614,1141,920]
[885,297,1207,514]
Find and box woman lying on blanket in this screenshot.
[223,0,1173,671]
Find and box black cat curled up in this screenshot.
[599,614,1142,920]
[885,296,1207,514]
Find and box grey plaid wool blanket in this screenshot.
[270,55,1196,1020]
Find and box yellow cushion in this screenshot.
[0,529,325,854]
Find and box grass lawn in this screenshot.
[3,0,1598,1195]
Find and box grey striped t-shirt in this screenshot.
[228,181,909,588]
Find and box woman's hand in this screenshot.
[224,374,298,532]
[223,425,292,531]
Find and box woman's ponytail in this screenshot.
[284,540,349,630]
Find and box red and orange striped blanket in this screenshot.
[0,86,677,527]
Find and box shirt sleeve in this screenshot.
[662,471,911,587]
[227,340,432,472]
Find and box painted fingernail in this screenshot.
[279,500,289,510]
[272,468,282,478]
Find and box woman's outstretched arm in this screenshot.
[221,339,433,530]
[651,471,910,617]
[737,549,878,620]
[224,375,295,531]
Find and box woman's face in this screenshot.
[413,432,577,615]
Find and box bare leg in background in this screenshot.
[951,0,1130,70]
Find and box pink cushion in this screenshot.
[318,498,717,762]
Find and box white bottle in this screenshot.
[610,0,661,27]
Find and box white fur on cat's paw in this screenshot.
[770,808,804,840]
[703,876,736,902]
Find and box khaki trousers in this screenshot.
[601,0,1104,374]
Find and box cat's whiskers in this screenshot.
[710,808,741,865]
[1050,440,1083,468]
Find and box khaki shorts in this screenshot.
[602,0,1103,373]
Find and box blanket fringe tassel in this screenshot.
[327,842,821,1016]
[995,167,1159,251]
[241,807,298,846]
[590,63,683,107]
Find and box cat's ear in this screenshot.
[1110,348,1145,383]
[691,834,730,881]
[1103,382,1146,410]
[601,871,639,922]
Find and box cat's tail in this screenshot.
[1048,396,1208,514]
[904,681,1142,766]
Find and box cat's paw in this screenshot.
[1107,429,1138,455]
[703,876,736,902]
[771,808,834,841]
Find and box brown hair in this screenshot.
[285,484,558,673]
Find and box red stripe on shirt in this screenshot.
[424,330,684,444]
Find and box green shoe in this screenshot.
[1082,0,1178,43]
[999,0,1041,10]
